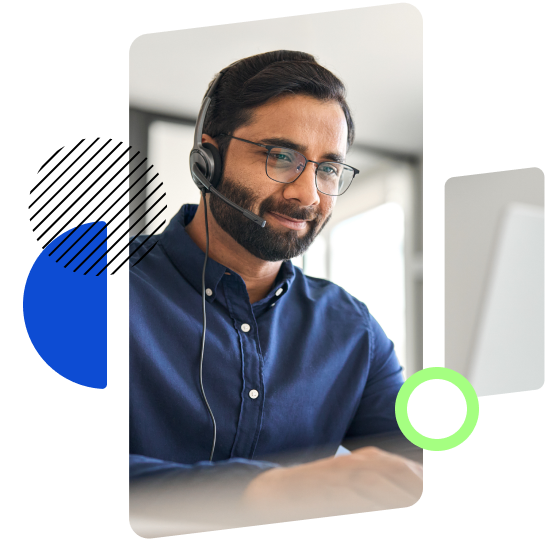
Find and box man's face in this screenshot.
[209,94,349,262]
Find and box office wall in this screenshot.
[127,109,152,231]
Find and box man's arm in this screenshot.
[241,446,423,522]
[130,454,279,535]
[342,431,423,463]
[339,312,423,459]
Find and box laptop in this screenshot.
[466,203,544,396]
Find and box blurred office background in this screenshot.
[129,5,423,376]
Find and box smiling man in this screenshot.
[186,95,348,304]
[129,51,422,532]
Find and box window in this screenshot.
[329,203,406,368]
[147,120,200,233]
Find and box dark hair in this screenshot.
[202,50,355,162]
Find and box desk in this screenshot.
[130,431,422,537]
[129,474,270,538]
[129,514,235,538]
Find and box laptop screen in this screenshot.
[467,203,544,396]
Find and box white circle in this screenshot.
[249,389,259,399]
[241,323,251,333]
[205,288,213,296]
[275,288,283,296]
[407,379,467,439]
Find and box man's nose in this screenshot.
[282,163,321,207]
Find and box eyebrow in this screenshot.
[258,137,345,163]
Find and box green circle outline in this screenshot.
[395,367,479,451]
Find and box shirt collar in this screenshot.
[159,204,297,304]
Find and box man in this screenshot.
[186,95,342,304]
[130,50,422,532]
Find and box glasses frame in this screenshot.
[219,134,359,196]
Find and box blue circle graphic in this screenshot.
[23,222,107,389]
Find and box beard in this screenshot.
[209,174,331,262]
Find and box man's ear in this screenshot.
[201,134,219,148]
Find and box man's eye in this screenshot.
[271,153,292,162]
[320,164,339,176]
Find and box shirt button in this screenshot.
[249,389,259,399]
[241,323,251,332]
[205,288,213,296]
[275,288,283,296]
[271,303,275,307]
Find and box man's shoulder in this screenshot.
[300,269,369,318]
[129,234,163,261]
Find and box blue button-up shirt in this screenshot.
[130,204,404,487]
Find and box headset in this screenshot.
[189,67,266,462]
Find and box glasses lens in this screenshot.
[316,163,355,196]
[266,147,355,196]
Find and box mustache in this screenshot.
[259,198,320,222]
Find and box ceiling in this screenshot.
[129,4,422,156]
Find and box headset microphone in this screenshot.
[191,164,266,228]
[189,66,267,463]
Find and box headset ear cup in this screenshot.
[202,143,223,188]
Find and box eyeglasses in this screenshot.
[219,134,358,196]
